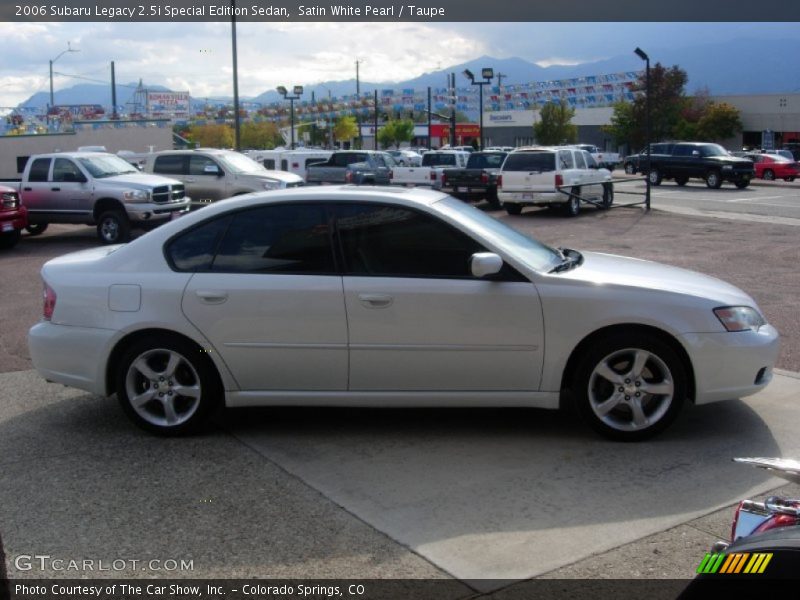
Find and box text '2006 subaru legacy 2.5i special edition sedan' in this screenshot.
[28,187,779,441]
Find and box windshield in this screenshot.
[700,144,730,157]
[77,155,139,178]
[434,196,561,272]
[218,152,267,174]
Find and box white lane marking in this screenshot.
[727,195,789,203]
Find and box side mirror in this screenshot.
[470,252,504,278]
[692,150,700,156]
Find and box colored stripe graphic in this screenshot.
[698,552,773,575]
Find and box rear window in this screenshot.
[502,151,555,172]
[333,153,367,167]
[466,153,506,169]
[422,153,457,167]
[27,158,51,182]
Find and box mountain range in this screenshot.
[18,38,800,111]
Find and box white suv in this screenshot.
[497,146,613,217]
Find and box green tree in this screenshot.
[533,99,577,145]
[240,121,282,149]
[377,118,415,149]
[188,123,234,148]
[695,102,742,141]
[333,115,359,145]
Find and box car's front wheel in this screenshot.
[624,162,636,175]
[572,332,686,441]
[97,209,131,244]
[565,188,581,217]
[648,168,662,186]
[116,335,222,435]
[705,170,723,189]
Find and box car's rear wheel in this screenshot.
[25,223,48,236]
[116,335,222,435]
[763,169,775,181]
[602,183,614,209]
[648,168,662,186]
[705,170,723,189]
[97,209,131,244]
[565,188,581,217]
[572,332,686,441]
[784,177,795,182]
[505,204,522,215]
[674,176,688,186]
[624,162,636,175]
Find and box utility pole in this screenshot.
[373,89,378,150]
[355,59,362,148]
[231,0,241,151]
[497,72,507,89]
[449,73,456,147]
[110,61,118,119]
[427,86,432,150]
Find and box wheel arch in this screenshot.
[93,198,126,222]
[559,323,696,408]
[105,327,225,397]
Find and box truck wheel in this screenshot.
[97,210,131,244]
[674,177,688,186]
[505,204,522,215]
[0,230,21,250]
[647,169,662,186]
[762,169,775,181]
[565,188,581,217]
[602,183,614,209]
[25,223,48,236]
[785,177,796,182]
[705,170,722,189]
[487,189,501,209]
[624,162,636,175]
[734,180,750,189]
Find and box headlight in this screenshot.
[714,306,766,332]
[122,190,150,203]
[1,192,19,208]
[263,180,281,190]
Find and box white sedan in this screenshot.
[28,187,779,441]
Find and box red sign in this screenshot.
[430,123,480,137]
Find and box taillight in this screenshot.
[497,175,503,188]
[345,171,353,184]
[753,513,800,536]
[442,173,448,186]
[43,282,56,321]
[481,172,489,184]
[1,192,19,209]
[555,174,564,188]
[430,171,437,181]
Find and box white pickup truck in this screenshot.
[390,150,470,188]
[572,144,620,171]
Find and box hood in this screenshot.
[96,173,183,189]
[558,251,756,307]
[239,170,303,184]
[708,155,753,166]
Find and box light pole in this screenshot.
[277,85,303,149]
[463,67,493,150]
[49,42,79,109]
[231,0,241,151]
[634,47,651,210]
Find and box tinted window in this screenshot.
[422,153,457,167]
[651,144,669,154]
[467,153,506,169]
[335,203,484,278]
[584,152,598,169]
[558,150,575,169]
[263,159,276,169]
[281,159,288,171]
[574,151,587,169]
[189,155,220,176]
[333,153,367,167]
[502,152,555,172]
[28,158,51,182]
[167,216,231,272]
[213,204,334,274]
[672,145,695,157]
[153,155,186,175]
[52,158,84,182]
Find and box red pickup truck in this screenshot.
[0,185,27,249]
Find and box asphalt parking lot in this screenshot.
[1,188,799,592]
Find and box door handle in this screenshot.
[195,290,228,304]
[23,187,32,192]
[51,187,61,191]
[358,293,393,308]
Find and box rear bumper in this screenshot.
[498,190,561,205]
[680,325,780,404]
[28,321,115,396]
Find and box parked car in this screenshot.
[0,185,27,249]
[390,150,470,187]
[143,149,303,207]
[0,152,190,244]
[571,144,621,171]
[497,146,613,216]
[388,149,423,167]
[305,151,394,185]
[29,186,778,441]
[440,151,508,208]
[244,149,333,179]
[623,142,754,188]
[745,153,799,181]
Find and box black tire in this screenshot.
[565,188,581,217]
[96,209,131,244]
[571,332,687,441]
[762,169,775,181]
[648,168,662,186]
[0,230,21,250]
[116,334,223,435]
[624,162,636,175]
[25,223,48,236]
[601,183,614,209]
[504,204,522,215]
[674,177,688,186]
[705,170,723,189]
[734,180,750,189]
[784,177,795,182]
[487,189,501,210]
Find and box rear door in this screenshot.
[20,157,53,216]
[576,150,604,200]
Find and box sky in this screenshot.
[0,21,798,107]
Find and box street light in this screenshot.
[463,67,494,150]
[277,85,304,149]
[49,42,79,109]
[634,47,651,210]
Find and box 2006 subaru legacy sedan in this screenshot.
[28,186,779,441]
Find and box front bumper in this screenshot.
[722,169,754,182]
[125,198,191,222]
[0,206,28,232]
[28,321,116,396]
[680,324,780,404]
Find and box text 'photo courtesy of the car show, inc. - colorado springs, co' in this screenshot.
[2,2,800,600]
